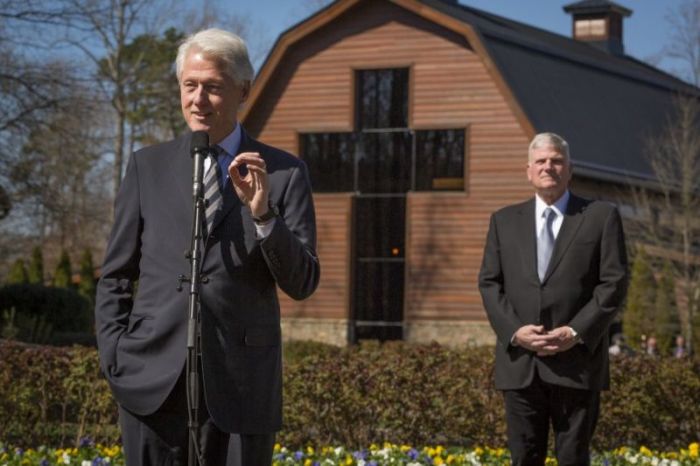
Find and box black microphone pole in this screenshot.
[185,130,209,466]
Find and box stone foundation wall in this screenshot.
[404,320,495,347]
[282,317,495,347]
[281,317,348,346]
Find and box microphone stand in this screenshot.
[183,138,208,466]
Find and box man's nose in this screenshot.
[193,85,207,103]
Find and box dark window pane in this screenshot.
[300,132,355,192]
[353,261,404,341]
[357,68,409,129]
[415,129,466,191]
[354,197,405,258]
[356,131,412,193]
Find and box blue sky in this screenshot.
[231,0,689,79]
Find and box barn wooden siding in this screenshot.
[244,0,534,326]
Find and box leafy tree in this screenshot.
[78,249,96,305]
[27,246,44,285]
[6,259,28,285]
[112,27,187,146]
[623,247,656,350]
[654,260,681,355]
[52,249,72,289]
[632,97,700,355]
[664,0,700,86]
[62,0,164,198]
[10,100,111,252]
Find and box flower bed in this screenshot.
[1,442,698,466]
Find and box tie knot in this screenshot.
[543,207,554,219]
[209,146,222,161]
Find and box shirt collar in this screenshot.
[215,123,242,157]
[535,190,570,218]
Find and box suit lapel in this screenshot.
[543,194,587,282]
[172,134,194,212]
[210,127,255,232]
[518,199,540,283]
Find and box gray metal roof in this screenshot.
[422,0,699,184]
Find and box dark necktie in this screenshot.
[537,207,556,281]
[203,146,223,236]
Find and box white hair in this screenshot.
[175,28,254,85]
[528,132,570,163]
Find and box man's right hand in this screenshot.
[512,325,554,355]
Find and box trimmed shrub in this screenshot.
[0,341,118,447]
[280,341,504,448]
[0,284,92,344]
[0,339,698,450]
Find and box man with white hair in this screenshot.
[95,28,320,466]
[479,132,628,465]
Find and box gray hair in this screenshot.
[176,28,254,85]
[528,132,570,162]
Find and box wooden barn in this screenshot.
[241,0,696,346]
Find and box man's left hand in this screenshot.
[228,152,269,217]
[536,326,579,356]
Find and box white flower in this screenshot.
[62,452,71,464]
[82,461,92,466]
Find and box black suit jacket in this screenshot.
[95,128,320,434]
[478,193,627,391]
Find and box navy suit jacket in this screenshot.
[478,193,627,391]
[95,128,320,434]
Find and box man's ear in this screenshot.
[240,81,251,104]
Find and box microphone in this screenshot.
[190,131,209,198]
[190,131,209,157]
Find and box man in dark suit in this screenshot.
[95,28,320,466]
[478,132,627,465]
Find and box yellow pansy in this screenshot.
[306,446,314,455]
[689,442,699,458]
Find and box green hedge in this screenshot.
[0,284,93,345]
[0,339,698,450]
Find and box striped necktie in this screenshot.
[537,207,556,281]
[203,146,223,236]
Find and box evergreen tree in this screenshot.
[78,248,96,305]
[654,261,681,356]
[7,259,28,284]
[623,247,656,350]
[52,249,72,288]
[27,246,44,284]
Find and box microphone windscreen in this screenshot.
[190,131,209,154]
